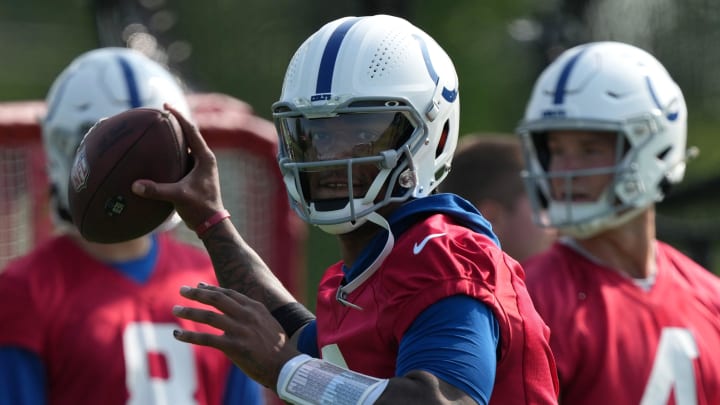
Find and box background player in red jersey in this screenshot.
[132,15,559,405]
[0,48,263,405]
[440,134,557,262]
[516,41,720,404]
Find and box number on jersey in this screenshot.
[640,327,698,405]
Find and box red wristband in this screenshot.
[195,209,231,237]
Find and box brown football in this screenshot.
[67,107,190,243]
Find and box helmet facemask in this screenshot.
[276,98,422,234]
[520,111,684,239]
[522,127,634,238]
[516,41,690,239]
[273,15,460,234]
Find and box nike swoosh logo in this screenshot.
[413,233,447,255]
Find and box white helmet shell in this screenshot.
[42,47,190,228]
[273,15,460,234]
[516,41,688,238]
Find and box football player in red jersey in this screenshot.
[516,41,720,404]
[133,15,559,405]
[0,48,262,405]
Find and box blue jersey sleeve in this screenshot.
[223,365,264,405]
[396,295,499,405]
[0,347,47,405]
[296,319,319,358]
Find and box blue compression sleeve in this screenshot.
[397,295,499,405]
[0,347,47,405]
[223,365,264,405]
[296,319,320,358]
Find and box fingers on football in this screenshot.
[131,177,183,202]
[163,103,213,163]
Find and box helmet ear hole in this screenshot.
[657,146,671,161]
[657,146,674,198]
[435,120,450,158]
[659,177,672,198]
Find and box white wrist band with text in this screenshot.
[277,354,389,405]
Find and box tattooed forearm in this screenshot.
[201,220,296,311]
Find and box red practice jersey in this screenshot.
[524,240,720,405]
[0,234,230,405]
[316,213,559,405]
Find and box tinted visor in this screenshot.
[278,112,415,168]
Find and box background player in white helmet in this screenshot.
[132,15,559,404]
[517,40,720,404]
[0,47,263,405]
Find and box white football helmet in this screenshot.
[42,47,191,230]
[516,41,689,238]
[273,15,460,234]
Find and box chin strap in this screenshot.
[559,204,645,239]
[335,212,394,311]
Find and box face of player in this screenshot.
[280,112,413,202]
[546,130,618,203]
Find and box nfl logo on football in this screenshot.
[70,145,89,192]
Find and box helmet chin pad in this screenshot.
[312,198,371,235]
[312,198,350,212]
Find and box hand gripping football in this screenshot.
[68,107,190,243]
